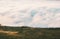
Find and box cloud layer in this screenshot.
[0,0,60,28]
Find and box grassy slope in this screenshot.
[0,26,60,39]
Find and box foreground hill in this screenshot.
[0,26,60,39]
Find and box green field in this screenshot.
[0,26,60,39]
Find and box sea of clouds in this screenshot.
[0,0,60,28]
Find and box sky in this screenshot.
[0,0,60,28]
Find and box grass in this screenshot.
[0,26,60,39]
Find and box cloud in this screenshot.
[0,0,60,27]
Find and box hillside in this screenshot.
[0,26,60,39]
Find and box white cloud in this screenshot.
[0,0,60,27]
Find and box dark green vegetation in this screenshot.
[0,26,60,39]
